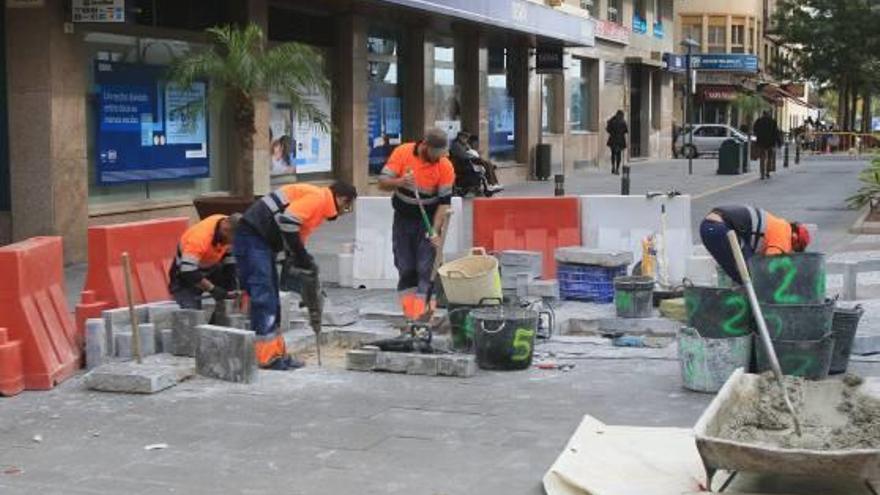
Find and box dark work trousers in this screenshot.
[392,212,435,297]
[610,147,623,174]
[234,228,280,338]
[169,266,229,310]
[699,219,753,285]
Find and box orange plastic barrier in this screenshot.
[0,237,80,390]
[0,328,25,396]
[75,290,111,343]
[83,218,189,309]
[473,197,581,278]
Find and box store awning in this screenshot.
[374,0,596,46]
[624,56,663,68]
[700,85,739,101]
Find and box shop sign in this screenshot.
[662,53,685,73]
[6,0,44,8]
[72,0,124,23]
[94,62,209,184]
[691,54,758,73]
[596,19,629,44]
[536,45,564,74]
[701,85,738,101]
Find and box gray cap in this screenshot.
[424,127,449,152]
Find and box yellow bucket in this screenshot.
[438,247,503,305]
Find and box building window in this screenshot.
[488,47,516,161]
[731,25,745,53]
[749,26,755,53]
[569,57,596,132]
[367,32,402,176]
[681,18,702,50]
[633,0,647,33]
[607,0,622,24]
[542,75,561,134]
[433,43,460,136]
[707,24,725,53]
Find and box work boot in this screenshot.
[265,355,305,371]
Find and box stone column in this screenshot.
[6,3,88,262]
[334,14,369,192]
[247,0,270,196]
[402,26,432,140]
[456,27,489,146]
[513,43,539,170]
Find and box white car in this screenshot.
[675,124,754,158]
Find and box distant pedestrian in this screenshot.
[606,110,628,175]
[753,111,779,180]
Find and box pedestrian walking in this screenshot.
[606,110,628,175]
[378,127,455,321]
[753,111,779,179]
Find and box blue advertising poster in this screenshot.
[690,54,759,73]
[95,62,209,184]
[367,92,402,175]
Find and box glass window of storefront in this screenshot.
[433,43,461,136]
[367,31,402,175]
[542,75,561,134]
[488,47,516,161]
[569,57,595,132]
[85,32,229,206]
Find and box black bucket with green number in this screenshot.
[472,306,538,370]
[613,276,654,318]
[748,253,827,305]
[684,284,752,338]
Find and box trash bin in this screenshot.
[717,138,743,175]
[535,143,552,180]
[742,140,751,173]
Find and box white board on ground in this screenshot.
[581,195,692,284]
[352,196,464,289]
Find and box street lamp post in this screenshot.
[681,38,699,175]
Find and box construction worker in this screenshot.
[235,181,357,370]
[378,127,455,321]
[169,213,241,311]
[700,205,811,284]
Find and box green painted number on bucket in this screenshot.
[511,328,535,362]
[769,257,804,304]
[816,271,827,300]
[721,294,749,336]
[764,312,784,339]
[616,291,633,312]
[685,293,699,319]
[779,353,817,377]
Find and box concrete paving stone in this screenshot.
[279,291,293,333]
[84,318,106,370]
[597,316,681,337]
[227,313,249,330]
[852,335,880,355]
[527,279,560,300]
[159,328,173,354]
[436,355,477,378]
[101,306,143,356]
[406,354,439,376]
[555,246,634,267]
[195,325,257,384]
[323,305,359,326]
[116,323,156,358]
[114,331,132,358]
[171,309,207,357]
[84,362,181,394]
[374,351,410,373]
[346,349,378,371]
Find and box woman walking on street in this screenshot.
[606,110,628,175]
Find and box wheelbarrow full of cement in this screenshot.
[694,368,880,493]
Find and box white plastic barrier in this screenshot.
[579,195,692,284]
[352,196,464,289]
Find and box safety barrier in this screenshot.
[0,237,80,391]
[0,328,25,396]
[473,197,580,278]
[75,290,111,342]
[83,218,189,309]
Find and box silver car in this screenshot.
[675,124,753,158]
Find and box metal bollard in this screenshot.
[554,174,565,196]
[795,137,800,164]
[784,141,789,168]
[621,165,630,195]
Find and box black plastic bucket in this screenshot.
[830,305,865,374]
[614,276,654,318]
[684,285,751,338]
[749,253,827,305]
[755,333,833,380]
[759,300,834,341]
[472,306,538,370]
[448,305,476,352]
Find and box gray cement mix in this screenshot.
[717,373,880,450]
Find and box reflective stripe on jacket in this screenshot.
[174,214,232,273]
[380,142,455,218]
[240,184,338,252]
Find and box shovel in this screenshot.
[726,230,802,436]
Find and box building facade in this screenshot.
[0,0,675,262]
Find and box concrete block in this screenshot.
[101,306,148,355]
[172,309,207,357]
[374,352,410,373]
[279,291,293,333]
[195,325,257,384]
[597,317,679,337]
[345,349,378,371]
[528,279,560,300]
[555,246,633,267]
[159,328,173,354]
[406,354,439,376]
[114,324,156,358]
[499,250,543,268]
[437,355,477,377]
[146,303,179,350]
[85,318,106,370]
[85,363,180,394]
[227,314,250,330]
[323,306,359,327]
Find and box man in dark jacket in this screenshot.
[606,110,628,175]
[753,110,779,180]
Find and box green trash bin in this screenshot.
[717,138,743,175]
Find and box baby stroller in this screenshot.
[452,150,498,197]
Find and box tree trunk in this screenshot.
[863,90,873,134]
[850,85,859,133]
[232,91,256,198]
[838,79,847,130]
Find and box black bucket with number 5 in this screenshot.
[472,306,538,370]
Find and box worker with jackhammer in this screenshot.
[235,181,358,370]
[700,205,811,285]
[169,214,241,317]
[378,127,455,321]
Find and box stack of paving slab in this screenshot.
[499,250,544,295]
[346,346,476,378]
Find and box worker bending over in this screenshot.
[236,182,357,370]
[700,205,811,284]
[379,127,455,320]
[169,214,241,312]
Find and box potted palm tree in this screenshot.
[168,23,330,218]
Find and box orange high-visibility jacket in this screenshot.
[174,214,233,273]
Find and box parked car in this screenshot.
[675,124,754,158]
